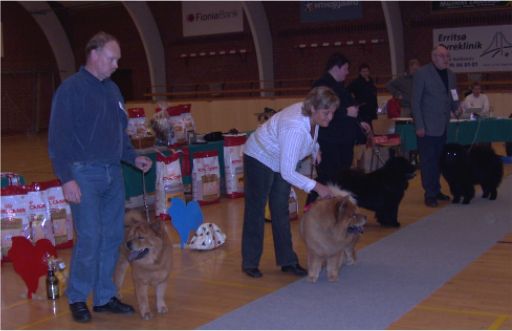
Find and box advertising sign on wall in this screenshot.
[432,1,509,11]
[182,2,243,37]
[433,25,512,72]
[300,1,362,23]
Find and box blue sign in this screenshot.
[300,1,362,23]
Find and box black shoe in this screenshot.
[380,222,401,228]
[425,197,438,207]
[69,302,92,323]
[242,267,263,278]
[436,192,450,201]
[93,297,134,314]
[281,263,307,276]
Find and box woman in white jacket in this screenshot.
[241,86,339,278]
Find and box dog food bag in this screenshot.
[155,153,185,220]
[167,106,187,146]
[43,180,74,248]
[289,188,298,220]
[1,186,30,258]
[180,104,195,135]
[192,151,221,205]
[223,134,246,198]
[179,147,193,201]
[127,108,147,138]
[26,184,55,245]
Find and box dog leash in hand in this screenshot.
[141,171,151,223]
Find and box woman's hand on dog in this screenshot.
[135,156,153,173]
[313,182,334,199]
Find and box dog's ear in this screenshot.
[124,210,146,226]
[334,197,356,225]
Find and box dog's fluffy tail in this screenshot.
[327,184,356,204]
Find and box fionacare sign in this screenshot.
[433,25,512,73]
[182,2,243,37]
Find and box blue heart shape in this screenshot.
[168,198,203,248]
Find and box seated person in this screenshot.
[462,82,490,116]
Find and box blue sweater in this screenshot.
[48,67,138,183]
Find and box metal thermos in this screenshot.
[46,266,60,300]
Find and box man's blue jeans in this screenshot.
[241,155,299,269]
[66,162,125,306]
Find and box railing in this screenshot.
[145,77,512,100]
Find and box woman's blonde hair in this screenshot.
[302,86,340,116]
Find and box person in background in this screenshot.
[462,81,490,115]
[348,63,379,127]
[386,58,421,117]
[307,54,370,206]
[48,31,152,323]
[241,86,339,278]
[412,45,459,208]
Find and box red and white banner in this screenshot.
[182,2,243,37]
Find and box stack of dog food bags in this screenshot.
[1,186,30,260]
[25,183,55,245]
[192,151,221,205]
[126,108,147,138]
[180,104,195,139]
[155,152,185,220]
[223,133,247,198]
[167,106,187,146]
[42,180,74,248]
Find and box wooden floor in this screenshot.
[1,132,511,330]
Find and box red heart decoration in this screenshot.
[7,237,57,299]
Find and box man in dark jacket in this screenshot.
[306,53,371,204]
[348,63,378,127]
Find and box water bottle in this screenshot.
[46,265,60,300]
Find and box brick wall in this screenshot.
[2,1,510,134]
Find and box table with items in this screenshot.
[122,140,225,202]
[394,118,512,153]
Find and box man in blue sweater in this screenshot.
[48,31,152,323]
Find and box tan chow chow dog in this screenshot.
[114,210,172,320]
[300,186,366,283]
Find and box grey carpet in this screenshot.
[199,175,512,330]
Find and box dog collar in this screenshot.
[348,225,364,234]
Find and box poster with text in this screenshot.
[182,2,243,37]
[433,25,512,72]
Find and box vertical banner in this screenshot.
[300,1,362,23]
[433,25,512,72]
[182,2,243,37]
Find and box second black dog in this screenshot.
[440,143,503,204]
[305,156,415,228]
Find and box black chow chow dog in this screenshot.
[440,143,503,204]
[307,156,416,228]
[334,156,416,227]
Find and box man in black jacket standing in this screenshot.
[306,53,371,204]
[348,63,378,127]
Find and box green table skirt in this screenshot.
[395,118,512,152]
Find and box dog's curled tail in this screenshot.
[327,184,356,204]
